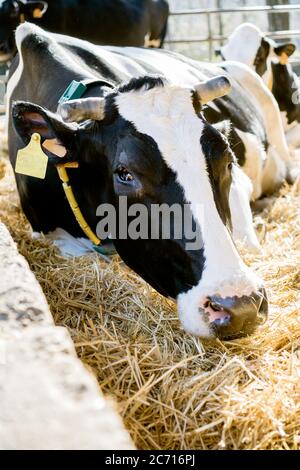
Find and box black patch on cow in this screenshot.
[200,123,233,229]
[203,106,246,167]
[192,91,202,114]
[272,62,300,124]
[254,37,270,77]
[274,43,296,58]
[117,75,165,94]
[63,44,122,85]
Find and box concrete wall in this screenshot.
[0,223,134,450]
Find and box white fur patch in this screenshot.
[229,165,261,253]
[235,129,265,200]
[115,82,261,337]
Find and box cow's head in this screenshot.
[12,75,268,339]
[255,37,296,87]
[219,23,296,85]
[0,0,47,62]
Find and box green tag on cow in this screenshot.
[58,80,87,104]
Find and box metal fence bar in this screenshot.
[268,30,300,38]
[166,30,300,45]
[170,5,300,16]
[166,4,300,61]
[207,11,213,60]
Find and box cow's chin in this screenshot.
[177,293,212,339]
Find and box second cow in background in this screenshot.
[218,23,300,151]
[0,0,170,62]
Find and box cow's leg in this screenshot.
[229,165,261,253]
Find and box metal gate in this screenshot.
[165,3,300,63]
[1,2,300,114]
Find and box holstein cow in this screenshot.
[0,0,169,62]
[7,23,269,339]
[218,23,300,151]
[62,39,293,205]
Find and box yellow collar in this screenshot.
[56,162,101,246]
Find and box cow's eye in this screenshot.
[227,162,233,171]
[115,166,134,183]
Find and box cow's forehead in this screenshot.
[115,78,207,199]
[116,78,195,119]
[115,79,211,185]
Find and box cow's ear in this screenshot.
[12,101,78,159]
[21,1,48,19]
[274,42,296,58]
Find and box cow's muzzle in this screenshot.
[203,288,268,339]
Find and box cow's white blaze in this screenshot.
[116,83,260,336]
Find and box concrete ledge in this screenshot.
[0,223,134,450]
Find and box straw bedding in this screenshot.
[0,133,299,450]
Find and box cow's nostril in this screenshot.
[205,298,222,312]
[204,289,269,339]
[204,297,232,325]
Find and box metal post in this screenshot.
[241,0,247,23]
[207,11,213,60]
[217,0,224,48]
[267,0,290,32]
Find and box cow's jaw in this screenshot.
[115,82,262,338]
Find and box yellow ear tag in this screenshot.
[15,133,48,180]
[279,52,289,65]
[33,8,43,18]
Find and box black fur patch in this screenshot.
[117,75,165,94]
